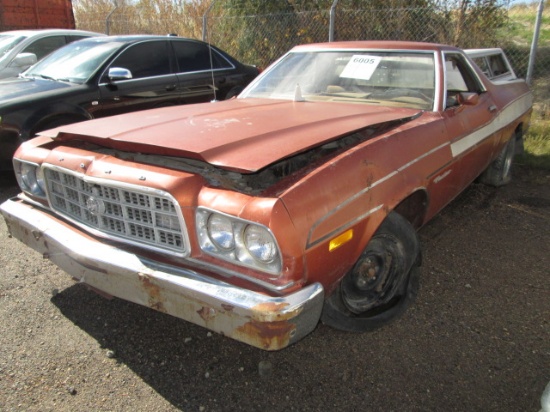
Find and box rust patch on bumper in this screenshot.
[236,319,296,350]
[221,304,234,312]
[138,273,167,313]
[197,306,216,322]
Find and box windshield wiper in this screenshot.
[23,73,56,81]
[37,74,56,81]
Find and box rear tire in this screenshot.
[321,212,421,333]
[480,137,516,187]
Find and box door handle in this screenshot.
[165,84,177,91]
[488,105,497,112]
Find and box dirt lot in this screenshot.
[0,166,548,412]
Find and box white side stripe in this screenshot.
[450,92,532,158]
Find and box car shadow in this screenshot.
[0,171,18,202]
[45,179,510,411]
[49,282,345,410]
[41,166,548,411]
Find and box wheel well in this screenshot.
[513,123,525,155]
[515,123,524,138]
[393,190,428,229]
[31,114,89,137]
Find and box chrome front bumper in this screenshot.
[1,198,324,350]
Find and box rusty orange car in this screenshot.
[1,41,532,350]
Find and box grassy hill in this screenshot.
[507,4,550,168]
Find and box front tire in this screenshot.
[321,212,421,333]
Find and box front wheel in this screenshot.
[321,212,421,332]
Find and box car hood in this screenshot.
[43,98,422,173]
[0,77,73,101]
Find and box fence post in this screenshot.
[329,0,339,42]
[526,0,545,85]
[202,1,216,42]
[105,1,119,35]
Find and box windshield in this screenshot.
[24,40,123,84]
[241,50,436,110]
[0,35,26,63]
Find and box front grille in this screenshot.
[44,167,187,255]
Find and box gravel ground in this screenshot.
[0,166,548,412]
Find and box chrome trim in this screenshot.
[42,164,190,258]
[184,257,296,293]
[306,140,450,248]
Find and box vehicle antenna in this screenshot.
[208,43,217,102]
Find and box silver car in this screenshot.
[0,29,102,79]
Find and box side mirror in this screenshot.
[108,67,133,82]
[10,53,38,69]
[457,92,479,106]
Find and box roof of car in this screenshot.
[291,40,461,53]
[0,29,102,38]
[79,35,202,44]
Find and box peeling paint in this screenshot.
[138,273,167,313]
[197,306,216,321]
[221,304,234,312]
[236,319,296,350]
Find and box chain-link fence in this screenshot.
[74,3,550,112]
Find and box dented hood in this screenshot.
[41,98,421,173]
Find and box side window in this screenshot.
[211,50,233,69]
[110,41,171,79]
[173,41,232,73]
[472,57,490,77]
[22,36,66,60]
[445,53,484,108]
[67,35,89,45]
[487,54,510,77]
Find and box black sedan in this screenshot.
[0,35,259,170]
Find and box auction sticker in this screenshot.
[339,55,381,80]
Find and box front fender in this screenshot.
[21,102,94,140]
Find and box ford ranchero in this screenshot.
[0,41,532,350]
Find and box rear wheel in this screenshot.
[321,212,421,332]
[479,137,516,187]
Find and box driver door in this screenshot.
[95,40,180,117]
[442,52,501,190]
